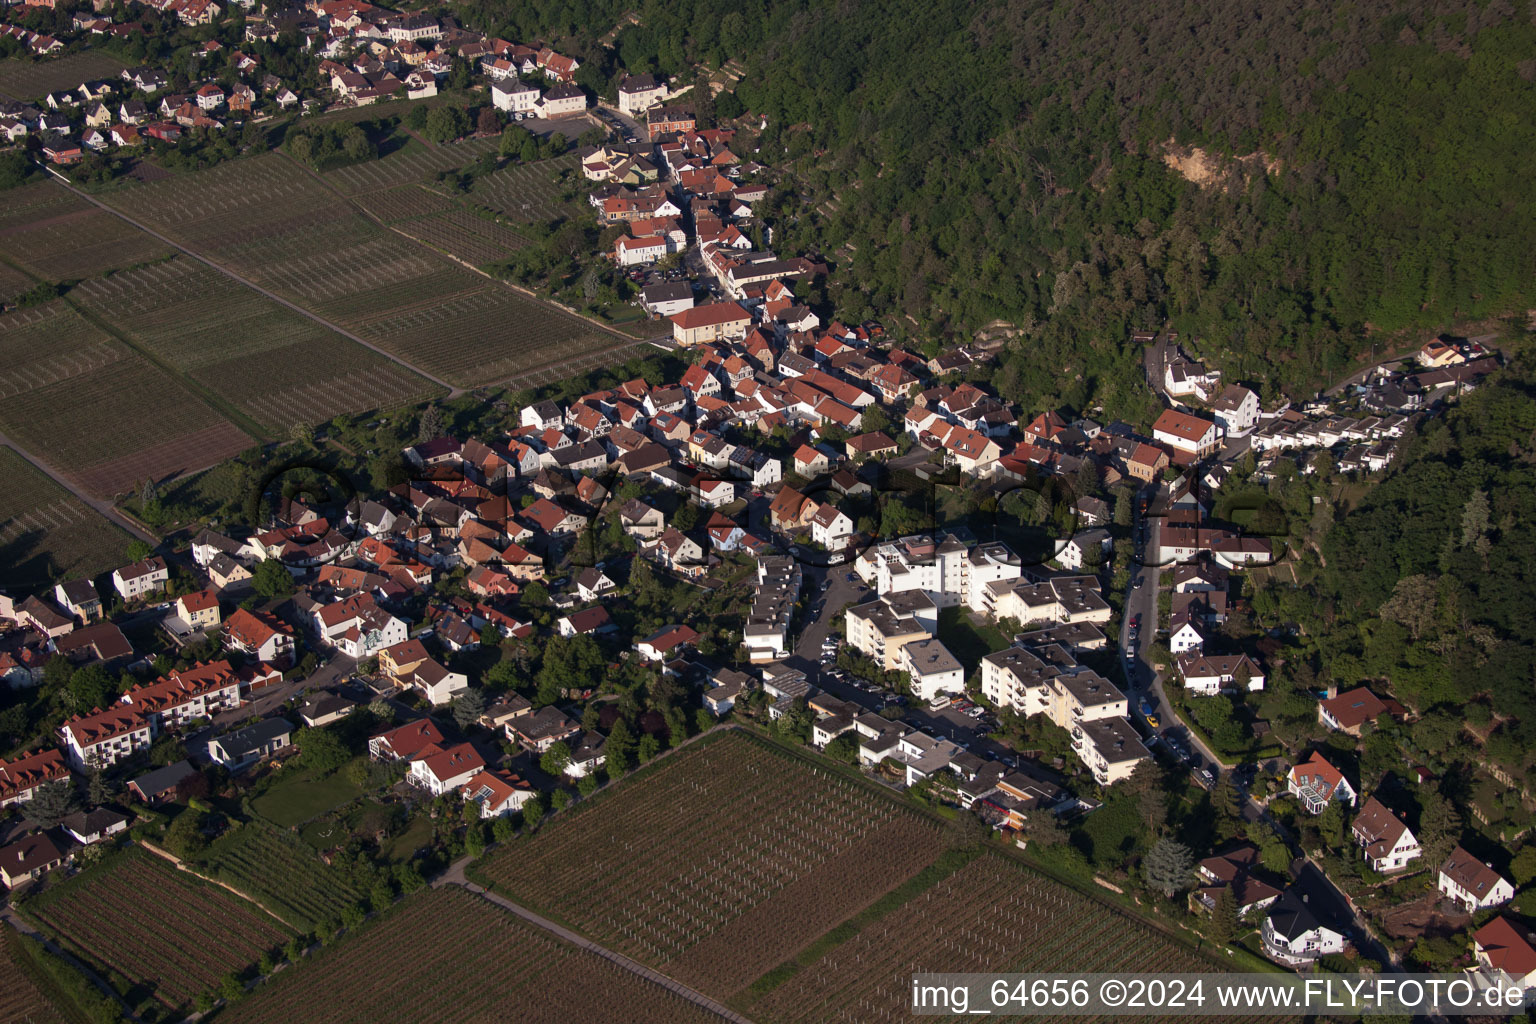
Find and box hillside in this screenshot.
[461,0,1536,421]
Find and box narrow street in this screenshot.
[0,431,156,544]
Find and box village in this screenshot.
[0,0,1531,1000]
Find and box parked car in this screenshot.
[1198,768,1216,787]
[1145,712,1160,728]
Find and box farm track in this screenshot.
[435,862,754,1024]
[44,168,462,398]
[0,428,154,543]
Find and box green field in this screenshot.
[252,763,369,828]
[217,887,724,1024]
[0,51,129,102]
[324,134,501,195]
[0,447,130,590]
[201,821,363,932]
[24,848,291,1012]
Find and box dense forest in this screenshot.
[457,0,1535,421]
[1252,355,1536,785]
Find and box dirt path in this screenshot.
[434,860,753,1024]
[1,905,143,1022]
[0,429,156,544]
[43,167,462,399]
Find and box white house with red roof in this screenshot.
[0,748,70,807]
[408,741,485,795]
[1152,409,1221,463]
[462,768,535,816]
[59,705,153,768]
[1286,751,1357,814]
[222,608,295,665]
[636,624,700,661]
[1473,917,1536,990]
[311,594,407,658]
[369,718,445,761]
[120,660,242,731]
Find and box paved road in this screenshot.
[44,167,463,398]
[0,430,157,544]
[435,857,754,1023]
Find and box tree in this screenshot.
[540,740,572,777]
[451,688,486,729]
[65,664,115,714]
[550,790,571,811]
[1417,791,1462,866]
[163,808,209,860]
[417,403,444,442]
[1142,836,1194,898]
[1259,838,1292,875]
[125,539,154,562]
[476,105,502,135]
[1208,885,1238,945]
[295,727,350,776]
[637,733,661,763]
[1460,489,1490,548]
[604,719,635,775]
[576,774,598,798]
[1510,846,1536,887]
[1022,809,1069,848]
[1378,574,1438,640]
[423,106,467,144]
[405,105,429,131]
[252,558,295,600]
[220,971,246,1003]
[521,795,544,831]
[27,781,77,828]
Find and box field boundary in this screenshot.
[273,149,652,353]
[444,872,754,1024]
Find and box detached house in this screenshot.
[1438,847,1514,912]
[223,608,295,666]
[0,833,68,889]
[462,769,536,816]
[1261,885,1346,967]
[408,742,485,795]
[369,718,446,761]
[1472,917,1536,990]
[1318,687,1403,736]
[1351,797,1421,872]
[1286,751,1357,815]
[53,579,102,623]
[113,556,168,601]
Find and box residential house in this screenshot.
[636,624,700,662]
[1438,847,1514,912]
[557,605,614,637]
[1472,917,1536,990]
[1211,384,1261,436]
[617,72,666,115]
[222,608,295,666]
[127,759,198,804]
[208,717,293,770]
[0,748,70,808]
[409,659,469,706]
[1318,687,1403,736]
[461,769,535,816]
[53,579,102,623]
[369,718,445,761]
[575,567,617,602]
[0,833,68,889]
[408,742,485,795]
[1175,652,1264,695]
[1152,409,1220,463]
[901,638,964,702]
[61,808,130,846]
[1351,796,1421,872]
[112,556,168,601]
[1261,885,1347,967]
[1070,716,1150,786]
[670,302,752,346]
[508,707,579,752]
[1193,845,1283,917]
[1286,751,1357,815]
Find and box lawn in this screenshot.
[936,605,1014,675]
[252,764,369,828]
